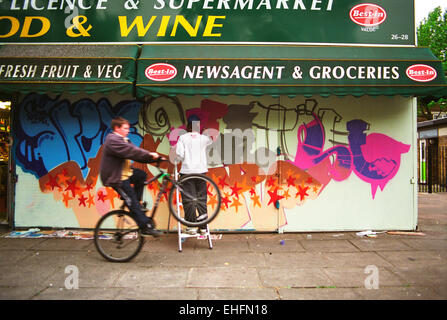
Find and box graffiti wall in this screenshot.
[13,93,416,231]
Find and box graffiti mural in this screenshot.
[13,94,411,229]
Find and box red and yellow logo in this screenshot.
[406,64,437,82]
[145,63,177,81]
[350,3,387,27]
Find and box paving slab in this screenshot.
[0,238,46,250]
[0,286,44,300]
[137,252,210,267]
[32,287,122,300]
[400,239,447,251]
[258,267,334,288]
[349,239,413,251]
[43,263,125,289]
[353,287,444,300]
[115,287,198,300]
[249,238,305,253]
[392,265,447,291]
[323,252,393,268]
[203,252,267,267]
[300,239,359,252]
[322,267,404,288]
[198,288,279,300]
[186,267,261,288]
[278,288,361,300]
[29,238,93,251]
[264,252,327,268]
[114,267,189,288]
[0,250,30,266]
[17,250,97,267]
[0,264,58,287]
[377,250,445,268]
[197,238,250,252]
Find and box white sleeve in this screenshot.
[205,134,213,146]
[175,136,185,161]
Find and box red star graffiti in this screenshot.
[296,185,310,201]
[266,176,277,187]
[286,175,296,187]
[221,192,231,210]
[267,187,284,206]
[45,174,60,191]
[249,188,256,196]
[57,170,70,186]
[217,176,229,189]
[65,178,80,197]
[77,194,87,207]
[230,182,243,199]
[84,182,94,192]
[97,190,107,202]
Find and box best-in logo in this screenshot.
[406,64,437,82]
[350,3,387,26]
[145,63,177,81]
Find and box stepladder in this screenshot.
[173,162,213,252]
[177,222,213,252]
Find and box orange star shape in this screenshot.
[230,196,243,213]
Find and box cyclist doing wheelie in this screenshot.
[99,117,164,237]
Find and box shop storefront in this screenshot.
[0,1,446,232]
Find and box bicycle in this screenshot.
[93,158,222,262]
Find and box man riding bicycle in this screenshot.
[99,117,163,237]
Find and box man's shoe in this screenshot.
[141,225,163,237]
[199,228,207,235]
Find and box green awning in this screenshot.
[0,44,138,95]
[136,45,447,98]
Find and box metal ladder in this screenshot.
[173,163,213,252]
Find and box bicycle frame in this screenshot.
[144,165,183,220]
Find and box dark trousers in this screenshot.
[180,174,207,229]
[117,168,151,229]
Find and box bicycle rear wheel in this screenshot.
[168,174,221,227]
[94,210,144,262]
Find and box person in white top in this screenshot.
[175,115,214,234]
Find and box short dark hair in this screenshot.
[110,117,129,130]
[186,114,200,132]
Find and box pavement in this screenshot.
[0,192,446,301]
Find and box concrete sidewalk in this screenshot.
[0,193,446,300]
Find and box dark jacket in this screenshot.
[99,132,154,187]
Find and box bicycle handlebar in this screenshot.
[149,156,168,166]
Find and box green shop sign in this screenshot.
[0,0,415,45]
[135,45,447,97]
[0,44,138,95]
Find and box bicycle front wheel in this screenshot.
[94,210,144,262]
[168,174,222,227]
